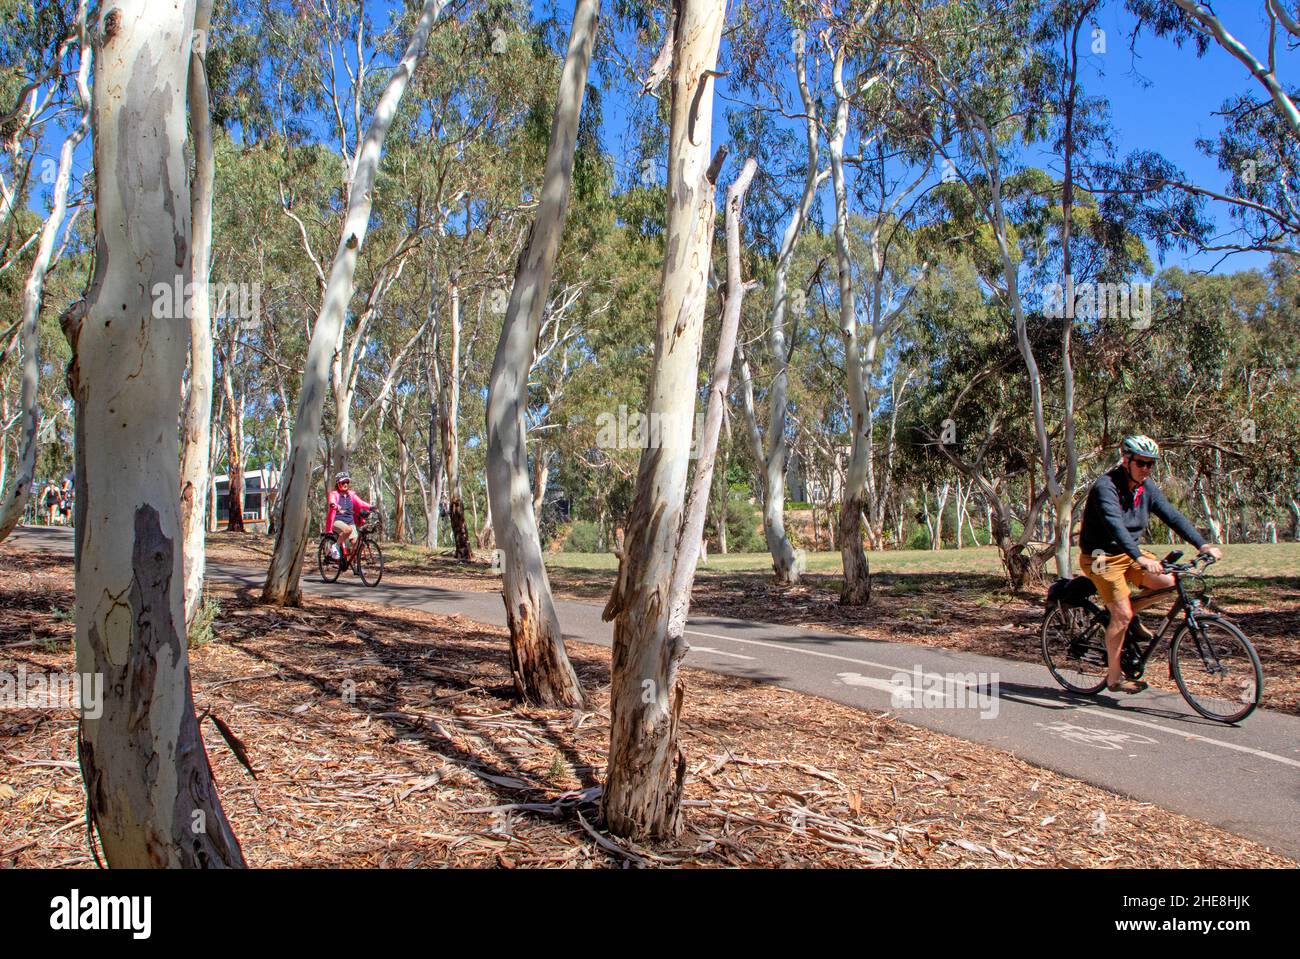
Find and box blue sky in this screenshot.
[21,0,1292,278]
[581,0,1290,277]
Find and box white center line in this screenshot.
[688,646,755,661]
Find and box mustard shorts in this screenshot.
[1080,549,1156,606]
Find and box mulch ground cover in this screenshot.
[2,545,1291,868]
[206,534,1300,717]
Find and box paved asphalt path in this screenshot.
[17,525,1299,861]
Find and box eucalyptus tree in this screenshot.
[66,0,243,867]
[800,1,947,603]
[1101,2,1300,259]
[729,8,828,585]
[669,158,758,629]
[602,0,726,841]
[0,0,89,543]
[1128,1,1300,142]
[0,0,81,248]
[179,0,216,626]
[903,0,1092,581]
[264,0,449,606]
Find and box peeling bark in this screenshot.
[668,158,756,634]
[485,0,597,708]
[69,0,242,867]
[601,0,725,841]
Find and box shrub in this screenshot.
[563,520,604,553]
[188,592,221,648]
[709,490,765,552]
[904,522,931,550]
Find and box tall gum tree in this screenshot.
[485,0,599,708]
[263,0,449,606]
[601,0,726,841]
[668,158,758,633]
[0,0,91,543]
[734,27,826,585]
[179,0,215,627]
[64,0,243,867]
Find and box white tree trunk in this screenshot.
[736,29,823,586]
[0,2,91,543]
[485,0,597,707]
[179,0,215,627]
[263,0,447,604]
[601,0,725,841]
[954,478,964,549]
[667,157,756,635]
[933,481,950,550]
[828,47,871,605]
[65,0,243,866]
[978,116,1060,585]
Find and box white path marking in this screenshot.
[688,646,755,661]
[836,672,908,697]
[684,627,1300,769]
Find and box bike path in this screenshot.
[17,526,1299,861]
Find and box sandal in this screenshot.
[1107,679,1149,694]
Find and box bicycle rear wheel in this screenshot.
[357,539,383,587]
[318,535,343,583]
[1042,605,1109,694]
[1171,616,1262,723]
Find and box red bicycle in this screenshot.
[318,509,384,587]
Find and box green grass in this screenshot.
[382,540,1300,584]
[549,542,1297,576]
[372,537,1300,617]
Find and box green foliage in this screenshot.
[563,520,604,553]
[904,524,931,550]
[188,593,222,649]
[709,490,764,553]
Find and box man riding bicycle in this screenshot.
[1079,435,1222,694]
[326,471,372,573]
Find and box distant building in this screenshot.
[785,447,846,504]
[211,468,279,530]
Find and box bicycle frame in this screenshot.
[1103,560,1213,676]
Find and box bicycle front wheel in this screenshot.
[318,535,342,583]
[357,539,383,587]
[1171,616,1262,724]
[1042,605,1109,695]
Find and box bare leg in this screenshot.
[1130,570,1175,614]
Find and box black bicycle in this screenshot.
[318,509,384,587]
[1041,551,1262,723]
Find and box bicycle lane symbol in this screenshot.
[1035,721,1159,751]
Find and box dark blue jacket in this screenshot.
[1079,465,1206,560]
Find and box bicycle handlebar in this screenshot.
[1163,551,1216,574]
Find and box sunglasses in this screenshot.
[338,480,350,485]
[1131,458,1155,469]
